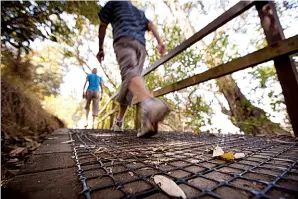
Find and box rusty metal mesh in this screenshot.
[70,130,298,199]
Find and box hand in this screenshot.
[96,50,104,63]
[83,92,86,99]
[158,43,166,55]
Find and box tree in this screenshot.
[1,1,100,51]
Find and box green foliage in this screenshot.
[1,1,100,51]
[249,66,277,89]
[42,95,85,128]
[1,46,63,99]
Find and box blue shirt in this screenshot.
[98,1,150,46]
[87,74,102,92]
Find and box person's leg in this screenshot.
[92,116,96,129]
[92,91,100,128]
[118,104,128,121]
[113,38,170,136]
[112,104,127,131]
[85,91,92,127]
[128,76,152,102]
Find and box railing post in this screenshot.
[101,119,105,129]
[256,1,298,136]
[109,102,116,128]
[135,103,141,130]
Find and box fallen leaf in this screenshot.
[6,158,19,164]
[153,146,169,152]
[234,153,245,159]
[128,172,134,177]
[153,175,186,199]
[165,152,175,156]
[48,137,58,140]
[24,136,33,142]
[152,154,163,158]
[220,152,234,161]
[61,140,74,144]
[9,147,26,157]
[212,146,224,157]
[95,147,106,153]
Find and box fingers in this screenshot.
[158,44,166,55]
[96,52,104,63]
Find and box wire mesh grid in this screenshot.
[70,129,298,199]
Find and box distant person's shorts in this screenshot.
[113,37,147,106]
[85,90,100,116]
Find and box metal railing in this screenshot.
[97,1,298,136]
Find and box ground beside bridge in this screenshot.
[3,129,298,199]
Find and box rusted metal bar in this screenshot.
[142,1,255,76]
[109,102,116,129]
[98,94,117,116]
[99,109,117,123]
[134,103,142,130]
[152,35,298,98]
[256,1,298,136]
[101,119,104,129]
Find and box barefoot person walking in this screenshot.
[97,1,170,137]
[83,68,103,128]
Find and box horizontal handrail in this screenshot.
[142,0,254,76]
[99,34,298,119]
[153,34,298,97]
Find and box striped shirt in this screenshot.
[98,1,150,46]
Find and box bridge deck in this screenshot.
[3,129,298,199]
[72,130,298,199]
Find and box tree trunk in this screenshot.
[163,0,289,135]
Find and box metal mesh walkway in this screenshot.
[70,130,298,199]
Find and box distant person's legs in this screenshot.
[112,38,170,137]
[91,91,100,129]
[85,91,92,127]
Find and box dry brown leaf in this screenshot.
[61,140,74,144]
[153,175,186,199]
[24,136,33,142]
[48,137,58,140]
[128,171,134,177]
[234,153,245,159]
[220,152,234,161]
[153,146,169,152]
[165,152,175,156]
[212,146,224,157]
[9,147,26,157]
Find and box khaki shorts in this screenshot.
[113,37,146,106]
[85,90,100,116]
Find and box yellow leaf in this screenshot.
[220,152,234,161]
